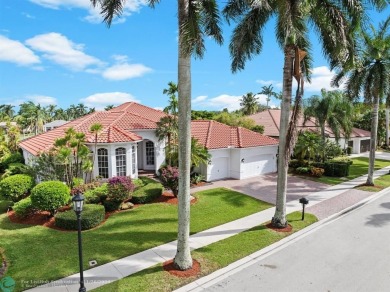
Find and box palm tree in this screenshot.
[91,0,223,270]
[18,101,48,135]
[240,92,259,115]
[333,16,390,185]
[104,105,114,111]
[223,0,384,228]
[304,89,354,161]
[259,85,276,108]
[156,115,178,166]
[45,105,57,122]
[0,104,15,120]
[163,81,178,115]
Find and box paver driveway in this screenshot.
[191,173,329,205]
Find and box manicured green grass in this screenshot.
[0,187,272,292]
[315,157,390,185]
[357,173,390,192]
[93,212,318,292]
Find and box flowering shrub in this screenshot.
[107,176,135,202]
[159,166,179,197]
[310,167,325,177]
[71,181,102,196]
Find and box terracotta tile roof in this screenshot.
[249,109,370,138]
[191,120,279,149]
[19,102,160,155]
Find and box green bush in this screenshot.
[0,152,24,172]
[131,182,163,204]
[31,181,70,216]
[1,163,30,179]
[0,200,13,214]
[13,197,36,218]
[323,162,350,177]
[55,204,105,230]
[0,174,35,202]
[103,199,122,212]
[295,167,310,174]
[289,159,308,169]
[84,183,108,204]
[132,178,145,189]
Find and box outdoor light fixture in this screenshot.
[299,197,309,220]
[241,158,245,163]
[72,193,86,292]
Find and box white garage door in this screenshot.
[243,154,275,178]
[209,157,229,181]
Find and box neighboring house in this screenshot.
[19,102,279,182]
[249,109,371,154]
[43,120,68,132]
[0,121,17,129]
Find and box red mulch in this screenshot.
[163,259,201,278]
[266,222,293,232]
[152,191,197,205]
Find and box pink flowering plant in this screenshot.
[159,166,179,197]
[107,176,135,202]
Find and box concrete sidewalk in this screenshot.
[26,164,390,292]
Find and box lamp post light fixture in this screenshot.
[299,197,309,221]
[72,193,86,292]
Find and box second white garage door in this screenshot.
[243,154,275,178]
[209,157,229,181]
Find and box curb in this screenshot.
[174,186,390,292]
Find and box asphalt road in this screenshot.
[204,190,390,292]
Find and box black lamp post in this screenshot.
[72,193,86,292]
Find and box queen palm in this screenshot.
[333,16,390,185]
[91,0,223,270]
[304,89,353,161]
[259,85,276,108]
[163,81,178,116]
[0,104,15,120]
[240,92,259,115]
[223,0,383,228]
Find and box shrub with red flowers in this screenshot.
[107,176,135,202]
[159,166,179,197]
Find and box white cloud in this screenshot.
[102,63,152,80]
[25,32,103,71]
[27,95,57,105]
[256,79,280,86]
[192,95,208,103]
[29,0,147,24]
[0,35,40,66]
[80,92,140,109]
[22,12,36,19]
[193,94,242,112]
[305,66,342,92]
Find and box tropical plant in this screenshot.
[223,0,382,228]
[259,85,276,108]
[240,92,259,115]
[293,131,321,163]
[304,89,353,161]
[333,16,390,185]
[18,101,48,135]
[107,176,135,203]
[104,105,114,111]
[159,166,179,197]
[0,104,15,120]
[163,81,178,115]
[92,0,223,271]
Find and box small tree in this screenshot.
[160,166,179,197]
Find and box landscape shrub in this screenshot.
[30,181,70,216]
[191,173,204,185]
[0,200,13,214]
[103,200,122,212]
[310,167,325,177]
[107,176,135,202]
[132,178,145,189]
[55,204,105,230]
[159,166,179,197]
[0,174,35,202]
[71,181,102,196]
[323,162,350,177]
[131,182,163,204]
[295,167,310,174]
[1,163,31,180]
[0,152,24,172]
[13,197,36,218]
[83,183,108,204]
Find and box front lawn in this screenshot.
[357,173,390,192]
[0,187,272,291]
[93,212,318,292]
[315,157,390,185]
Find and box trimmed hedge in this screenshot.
[0,152,24,172]
[0,174,35,202]
[103,200,122,212]
[0,200,13,214]
[13,197,36,218]
[31,181,70,216]
[83,184,108,204]
[55,204,105,230]
[312,161,350,177]
[131,182,163,204]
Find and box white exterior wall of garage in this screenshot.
[201,145,278,181]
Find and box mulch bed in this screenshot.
[163,259,201,278]
[152,191,197,205]
[265,222,293,232]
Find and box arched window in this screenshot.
[145,141,155,165]
[116,147,127,176]
[97,148,109,178]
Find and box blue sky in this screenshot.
[0,1,389,112]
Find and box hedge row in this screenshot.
[13,197,36,218]
[131,182,163,204]
[311,162,351,177]
[55,204,105,230]
[0,174,35,202]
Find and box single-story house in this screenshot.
[43,120,68,132]
[19,102,279,182]
[249,109,371,154]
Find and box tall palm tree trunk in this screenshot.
[272,45,295,228]
[366,95,380,185]
[174,0,192,271]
